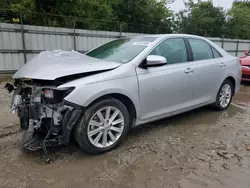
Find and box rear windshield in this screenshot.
[86,37,157,63]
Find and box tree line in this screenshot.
[0,0,250,39]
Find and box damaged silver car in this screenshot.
[6,34,241,154]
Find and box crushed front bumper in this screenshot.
[8,82,83,151]
[20,104,82,151]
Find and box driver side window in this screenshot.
[150,38,188,64]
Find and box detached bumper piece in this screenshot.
[61,108,82,145]
[22,132,61,151]
[4,83,15,93]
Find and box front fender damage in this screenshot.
[61,107,82,145]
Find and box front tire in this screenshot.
[74,98,130,154]
[214,79,233,111]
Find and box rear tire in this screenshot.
[213,79,233,111]
[74,98,130,154]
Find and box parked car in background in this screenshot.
[7,34,241,154]
[240,51,250,82]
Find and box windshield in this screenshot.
[86,37,157,63]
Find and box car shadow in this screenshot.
[241,81,250,86]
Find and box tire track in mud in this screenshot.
[178,108,250,188]
[0,129,21,139]
[0,124,20,139]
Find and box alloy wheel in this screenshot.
[87,106,125,148]
[219,83,232,108]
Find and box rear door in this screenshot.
[186,38,226,104]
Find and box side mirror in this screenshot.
[244,50,249,56]
[145,55,167,67]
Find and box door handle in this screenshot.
[184,67,194,74]
[220,62,227,68]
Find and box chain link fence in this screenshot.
[0,9,173,34]
[0,10,250,73]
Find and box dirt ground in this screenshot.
[1,77,250,188]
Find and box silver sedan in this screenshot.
[10,34,241,154]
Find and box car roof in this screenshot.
[135,34,206,40]
[129,34,231,59]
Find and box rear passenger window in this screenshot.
[189,39,213,61]
[211,47,222,58]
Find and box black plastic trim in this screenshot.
[210,46,223,58]
[184,38,194,61]
[61,108,82,145]
[64,100,85,110]
[142,63,167,68]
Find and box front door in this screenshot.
[136,38,195,121]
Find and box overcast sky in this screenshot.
[170,0,234,11]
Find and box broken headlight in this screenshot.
[42,87,74,104]
[43,89,54,99]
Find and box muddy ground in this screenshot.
[1,77,250,188]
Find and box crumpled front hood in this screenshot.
[13,50,121,80]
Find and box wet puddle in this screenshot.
[233,84,250,107]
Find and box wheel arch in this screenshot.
[86,93,138,127]
[225,76,236,95]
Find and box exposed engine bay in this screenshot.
[4,50,121,154]
[7,79,82,152]
[5,50,122,156]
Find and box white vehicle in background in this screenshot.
[7,34,241,154]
